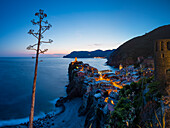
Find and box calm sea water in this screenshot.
[0,57,116,126]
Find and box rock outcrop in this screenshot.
[66,61,87,99]
[78,93,106,128]
[66,60,107,128]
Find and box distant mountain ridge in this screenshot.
[107,24,170,67]
[63,49,115,58]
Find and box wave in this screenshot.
[49,96,67,105]
[0,98,65,127]
[0,112,46,127]
[49,97,60,104]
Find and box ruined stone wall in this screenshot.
[154,39,170,95]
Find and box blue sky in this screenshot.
[0,0,170,57]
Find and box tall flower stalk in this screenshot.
[27,9,52,128]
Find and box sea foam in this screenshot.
[0,112,45,127]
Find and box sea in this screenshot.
[0,57,116,127]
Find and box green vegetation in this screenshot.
[145,81,161,102]
[107,76,163,128]
[109,97,135,128]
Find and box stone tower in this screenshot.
[154,39,170,95]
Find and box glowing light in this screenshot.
[111,100,114,105]
[119,64,123,70]
[80,67,84,71]
[94,73,123,89]
[107,89,113,95]
[111,82,123,89]
[97,72,103,80]
[75,57,77,62]
[126,121,129,126]
[104,97,108,102]
[71,57,78,65]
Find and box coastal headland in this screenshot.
[6,57,169,128]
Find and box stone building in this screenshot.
[154,39,170,95]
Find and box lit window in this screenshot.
[161,54,164,58]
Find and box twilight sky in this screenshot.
[0,0,170,57]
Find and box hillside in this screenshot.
[63,49,115,58]
[107,25,170,67]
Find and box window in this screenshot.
[167,42,170,50]
[161,54,164,58]
[167,69,170,73]
[161,41,164,51]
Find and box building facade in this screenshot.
[154,39,170,95]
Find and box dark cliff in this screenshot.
[66,61,87,99]
[63,49,115,58]
[107,25,170,67]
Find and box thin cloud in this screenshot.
[94,43,102,46]
[88,43,102,47]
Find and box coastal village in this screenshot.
[65,48,169,128]
[63,57,157,127]
[70,57,154,112]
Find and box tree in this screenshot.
[27,9,52,128]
